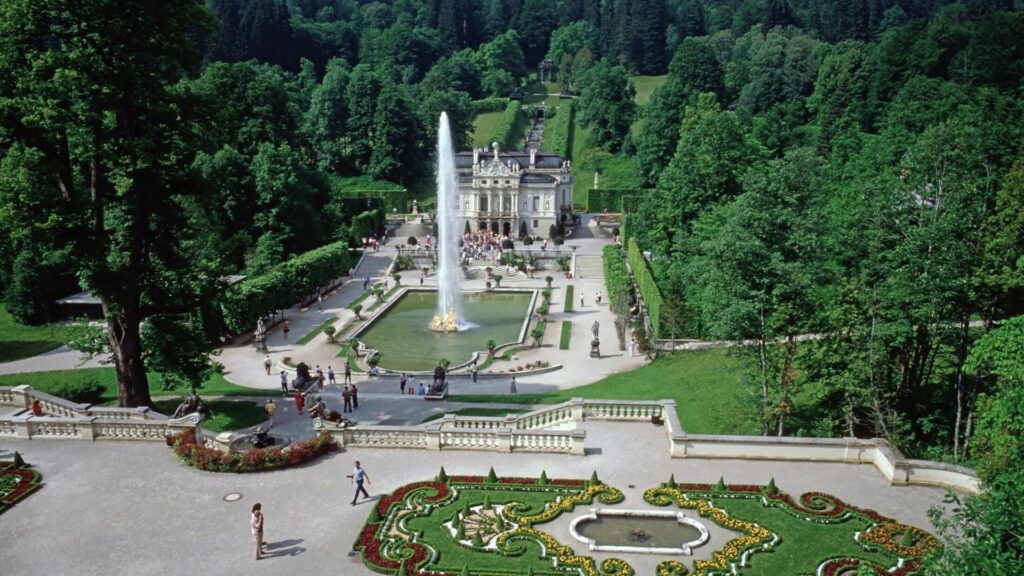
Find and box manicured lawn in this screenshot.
[0,307,73,363]
[558,321,572,350]
[564,284,574,312]
[630,74,668,106]
[471,111,504,146]
[450,348,760,435]
[296,317,338,345]
[153,398,266,433]
[0,368,280,405]
[421,407,528,423]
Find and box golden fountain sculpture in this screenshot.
[430,308,459,333]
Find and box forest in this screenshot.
[0,0,1022,570]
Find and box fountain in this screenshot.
[569,509,710,555]
[431,112,465,332]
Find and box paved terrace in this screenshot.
[0,420,948,576]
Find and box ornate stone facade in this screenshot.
[456,144,573,237]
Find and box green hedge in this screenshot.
[349,207,386,246]
[603,245,629,315]
[586,189,644,213]
[628,238,662,339]
[491,101,527,151]
[330,176,409,212]
[220,242,356,333]
[550,100,574,160]
[472,97,511,113]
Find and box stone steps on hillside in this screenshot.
[574,255,604,279]
[354,253,394,279]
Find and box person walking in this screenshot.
[344,362,352,385]
[265,399,276,428]
[251,503,265,560]
[263,355,273,375]
[400,373,408,395]
[596,292,602,305]
[342,386,352,413]
[348,461,371,505]
[327,366,336,385]
[282,321,290,342]
[510,376,518,394]
[317,292,323,310]
[579,293,584,308]
[279,371,289,395]
[629,336,638,357]
[351,383,359,410]
[294,390,304,413]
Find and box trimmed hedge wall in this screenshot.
[602,245,629,315]
[628,238,662,339]
[550,101,574,160]
[586,188,643,213]
[220,242,356,333]
[472,97,511,114]
[330,176,409,213]
[348,207,386,246]
[491,100,527,151]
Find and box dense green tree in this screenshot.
[421,50,484,99]
[346,65,384,171]
[926,315,1024,575]
[238,0,296,69]
[477,30,528,95]
[575,61,636,152]
[516,0,559,65]
[368,87,426,185]
[547,21,598,64]
[0,0,218,407]
[808,40,873,152]
[418,89,475,151]
[304,58,351,172]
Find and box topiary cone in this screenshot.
[13,451,26,467]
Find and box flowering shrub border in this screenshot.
[0,460,42,515]
[644,482,938,576]
[355,474,632,576]
[170,429,335,473]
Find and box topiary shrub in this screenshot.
[51,379,105,405]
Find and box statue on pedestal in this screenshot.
[590,321,601,358]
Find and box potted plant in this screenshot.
[536,303,550,317]
[367,351,382,368]
[392,273,401,286]
[530,325,544,347]
[492,273,503,287]
[353,303,363,319]
[324,325,337,343]
[349,338,361,357]
[486,339,497,357]
[545,275,553,288]
[438,358,451,369]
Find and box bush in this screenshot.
[324,325,337,343]
[545,275,553,287]
[172,428,334,473]
[501,239,514,250]
[50,379,105,405]
[549,100,575,160]
[491,101,527,151]
[531,321,546,346]
[628,238,663,338]
[586,189,642,213]
[564,285,574,312]
[220,241,355,333]
[559,321,572,350]
[471,97,511,113]
[603,245,629,315]
[522,236,534,246]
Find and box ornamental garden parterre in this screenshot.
[354,470,938,576]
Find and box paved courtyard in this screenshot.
[0,216,955,574]
[0,421,948,576]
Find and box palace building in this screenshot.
[455,143,574,237]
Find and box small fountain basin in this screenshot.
[569,509,710,555]
[230,433,292,451]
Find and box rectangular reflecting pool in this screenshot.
[356,290,533,372]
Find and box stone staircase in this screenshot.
[393,220,430,241]
[354,253,394,279]
[575,255,603,279]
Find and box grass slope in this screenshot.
[450,348,760,435]
[472,111,504,146]
[0,307,73,363]
[152,398,266,433]
[0,368,280,405]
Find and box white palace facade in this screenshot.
[455,143,573,237]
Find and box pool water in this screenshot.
[357,291,533,372]
[575,516,703,549]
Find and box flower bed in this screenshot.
[644,480,938,576]
[170,429,335,473]
[355,473,632,576]
[0,459,42,515]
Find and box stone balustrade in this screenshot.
[0,385,187,442]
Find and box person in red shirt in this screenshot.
[294,390,304,413]
[31,400,43,417]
